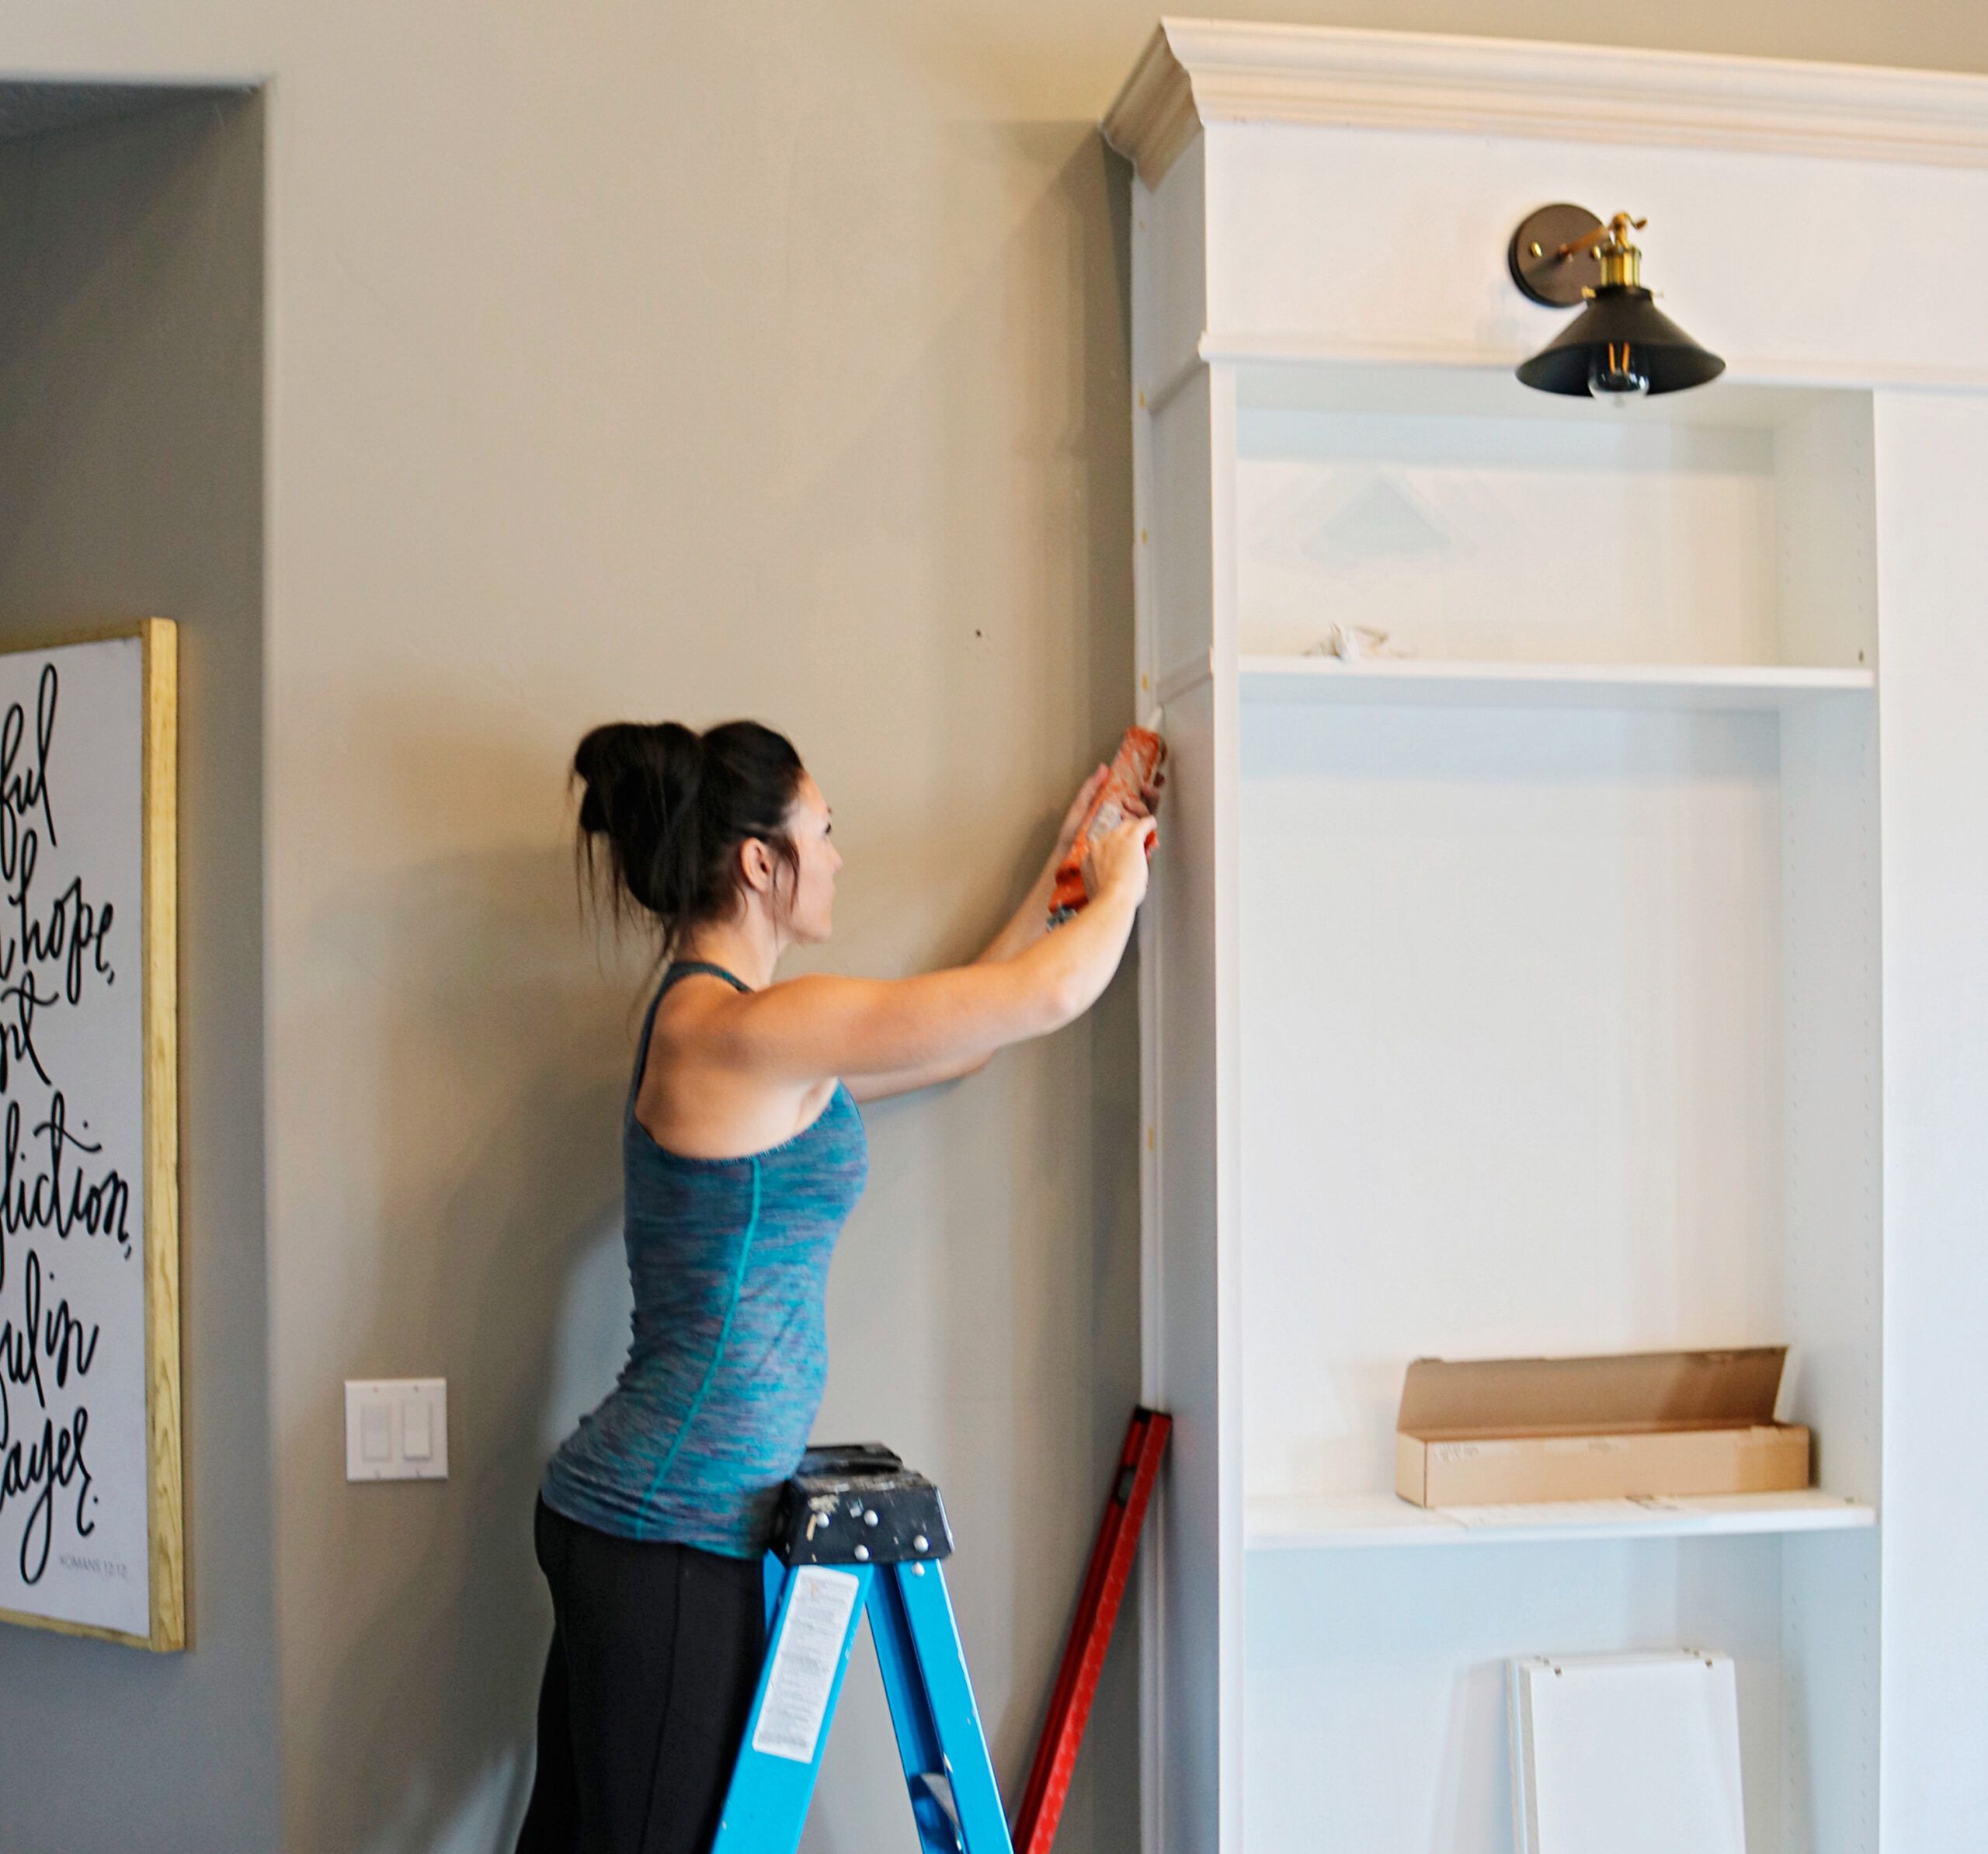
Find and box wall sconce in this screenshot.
[1507,205,1725,398]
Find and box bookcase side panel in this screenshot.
[1138,358,1243,1852]
[1132,135,1208,410]
[1873,388,1988,1850]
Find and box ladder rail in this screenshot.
[711,1563,872,1854]
[869,1564,1013,1854]
[883,1562,1013,1854]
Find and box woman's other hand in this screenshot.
[1083,815,1156,907]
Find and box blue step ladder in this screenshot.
[711,1445,1015,1854]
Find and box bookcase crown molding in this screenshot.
[1103,17,1988,185]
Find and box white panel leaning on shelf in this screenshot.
[1510,1651,1747,1854]
[1107,17,1988,1854]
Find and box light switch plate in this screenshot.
[345,1379,449,1481]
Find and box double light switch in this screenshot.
[345,1379,449,1481]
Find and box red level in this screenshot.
[1012,1406,1172,1854]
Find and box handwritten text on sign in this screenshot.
[0,642,151,1638]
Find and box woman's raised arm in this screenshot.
[711,815,1152,1089]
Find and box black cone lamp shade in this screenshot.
[1510,207,1725,398]
[1517,288,1726,397]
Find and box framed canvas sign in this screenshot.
[0,621,180,1651]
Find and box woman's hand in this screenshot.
[1083,816,1156,907]
[1048,760,1166,873]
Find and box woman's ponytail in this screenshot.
[573,718,804,951]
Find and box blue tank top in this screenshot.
[540,962,869,1556]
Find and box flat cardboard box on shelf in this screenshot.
[1395,1346,1810,1508]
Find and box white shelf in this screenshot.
[1246,1489,1878,1551]
[1239,655,1875,711]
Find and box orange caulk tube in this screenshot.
[1049,722,1166,924]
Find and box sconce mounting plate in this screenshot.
[1508,203,1605,306]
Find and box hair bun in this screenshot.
[571,716,805,951]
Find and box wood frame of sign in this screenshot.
[0,619,181,1651]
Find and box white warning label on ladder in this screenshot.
[751,1567,862,1764]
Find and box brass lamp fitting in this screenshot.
[1592,214,1646,291]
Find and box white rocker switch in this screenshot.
[346,1379,449,1481]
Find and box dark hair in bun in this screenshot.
[572,718,805,951]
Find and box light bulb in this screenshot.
[1589,342,1649,398]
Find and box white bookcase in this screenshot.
[1106,22,1988,1854]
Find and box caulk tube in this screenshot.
[1049,718,1166,924]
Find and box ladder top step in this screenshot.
[777,1442,956,1567]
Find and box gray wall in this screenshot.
[0,93,276,1851]
[2,6,1988,1854]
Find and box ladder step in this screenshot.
[774,1444,955,1567]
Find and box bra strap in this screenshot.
[626,960,754,1118]
[660,959,753,996]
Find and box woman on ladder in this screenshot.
[516,718,1159,1854]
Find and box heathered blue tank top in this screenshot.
[540,962,869,1557]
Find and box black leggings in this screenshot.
[516,1497,766,1854]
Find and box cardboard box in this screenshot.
[1395,1347,1809,1508]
